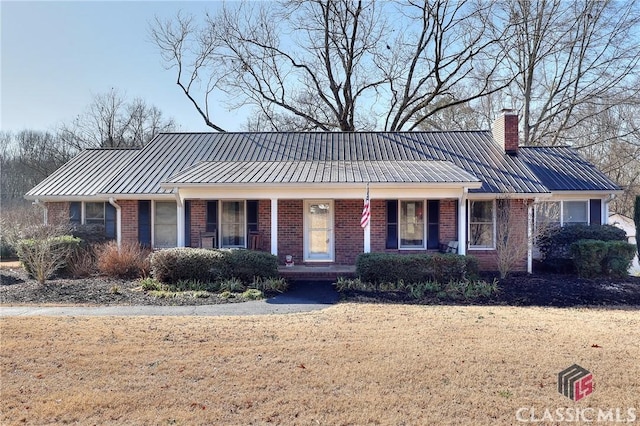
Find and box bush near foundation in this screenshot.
[150,248,230,284]
[150,248,278,285]
[225,249,278,283]
[97,241,151,279]
[539,224,626,272]
[17,235,81,284]
[570,239,636,278]
[356,253,478,285]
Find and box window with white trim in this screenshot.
[400,200,425,248]
[221,201,246,248]
[535,200,589,230]
[469,200,495,249]
[154,201,177,248]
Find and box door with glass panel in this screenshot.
[304,200,334,262]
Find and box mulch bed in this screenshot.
[342,273,640,307]
[0,267,244,306]
[2,266,640,307]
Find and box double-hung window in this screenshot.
[469,200,495,249]
[535,200,589,230]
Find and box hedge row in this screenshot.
[150,248,278,284]
[570,239,636,278]
[538,224,627,272]
[356,252,478,285]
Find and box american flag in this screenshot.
[360,183,370,229]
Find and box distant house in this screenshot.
[609,213,639,276]
[25,110,621,273]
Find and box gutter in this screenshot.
[108,198,122,249]
[32,199,48,225]
[604,193,616,224]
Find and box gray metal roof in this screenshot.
[99,132,550,195]
[25,149,138,199]
[519,147,621,192]
[162,160,481,185]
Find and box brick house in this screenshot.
[25,111,621,272]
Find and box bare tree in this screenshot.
[59,88,176,149]
[491,0,640,146]
[150,0,513,131]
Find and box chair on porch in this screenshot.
[199,231,217,249]
[249,231,262,251]
[439,241,459,254]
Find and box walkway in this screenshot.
[0,281,340,317]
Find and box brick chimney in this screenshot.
[492,109,519,155]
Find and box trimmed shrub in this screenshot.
[356,252,478,285]
[570,239,636,278]
[570,239,607,278]
[226,249,278,283]
[356,253,427,284]
[539,224,627,272]
[150,248,230,284]
[17,235,82,284]
[604,241,636,278]
[97,241,150,279]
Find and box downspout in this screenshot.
[108,198,122,249]
[527,199,535,275]
[32,199,48,225]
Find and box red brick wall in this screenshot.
[257,200,271,252]
[188,200,207,247]
[119,200,138,245]
[370,199,387,252]
[335,199,364,264]
[45,202,70,225]
[278,200,303,265]
[439,199,457,244]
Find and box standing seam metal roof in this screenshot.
[98,131,551,195]
[25,149,139,198]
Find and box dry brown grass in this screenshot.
[1,304,639,425]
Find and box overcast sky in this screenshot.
[1,1,247,134]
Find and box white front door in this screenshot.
[304,200,334,262]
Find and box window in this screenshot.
[535,200,589,230]
[221,201,245,248]
[563,201,588,225]
[155,201,177,248]
[400,201,425,248]
[85,202,105,224]
[469,200,495,249]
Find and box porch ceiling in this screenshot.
[161,160,481,187]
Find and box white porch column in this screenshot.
[458,190,468,255]
[175,190,185,247]
[271,198,278,256]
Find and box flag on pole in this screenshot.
[360,183,370,229]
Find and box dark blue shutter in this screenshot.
[138,201,151,247]
[386,200,398,249]
[589,199,602,225]
[105,203,117,239]
[184,201,191,247]
[69,202,81,224]
[206,201,218,233]
[247,200,259,238]
[427,200,439,249]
